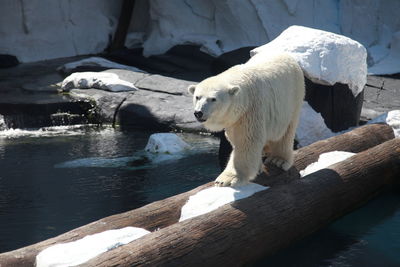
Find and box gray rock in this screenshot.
[116,89,203,132]
[71,70,203,131]
[105,69,196,96]
[103,69,149,85]
[362,75,400,120]
[135,74,195,96]
[69,89,132,124]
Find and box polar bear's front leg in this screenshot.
[215,143,264,187]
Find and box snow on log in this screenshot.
[0,123,395,266]
[82,138,400,266]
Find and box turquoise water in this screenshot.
[0,127,399,266]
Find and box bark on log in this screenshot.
[83,138,400,267]
[0,123,394,266]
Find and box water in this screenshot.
[256,188,400,267]
[1,126,400,266]
[0,126,220,253]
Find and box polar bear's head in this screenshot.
[187,78,240,132]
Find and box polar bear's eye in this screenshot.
[195,96,201,100]
[210,98,216,102]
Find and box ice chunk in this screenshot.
[300,151,355,177]
[145,133,190,154]
[36,227,150,267]
[61,72,138,92]
[296,101,334,147]
[179,183,268,222]
[250,26,367,96]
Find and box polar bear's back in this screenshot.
[243,53,305,138]
[245,53,304,96]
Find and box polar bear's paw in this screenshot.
[215,173,246,187]
[266,156,291,171]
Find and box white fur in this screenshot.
[188,53,305,186]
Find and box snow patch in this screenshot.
[296,101,334,147]
[57,57,145,74]
[300,151,355,177]
[61,72,138,92]
[250,26,367,96]
[179,183,268,222]
[36,227,150,267]
[368,110,400,138]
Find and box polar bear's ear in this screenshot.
[187,85,196,95]
[228,86,240,96]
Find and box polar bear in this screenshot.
[188,53,305,186]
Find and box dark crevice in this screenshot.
[136,87,183,96]
[112,95,129,128]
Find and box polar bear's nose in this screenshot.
[194,111,203,119]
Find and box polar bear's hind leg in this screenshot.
[266,119,297,171]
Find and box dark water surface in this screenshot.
[256,188,400,267]
[0,127,399,267]
[0,126,220,253]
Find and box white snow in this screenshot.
[144,133,190,154]
[250,26,367,96]
[367,110,400,138]
[179,183,268,222]
[36,227,150,267]
[296,101,334,147]
[61,72,138,92]
[57,57,145,74]
[300,151,355,177]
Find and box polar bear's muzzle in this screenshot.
[194,111,206,122]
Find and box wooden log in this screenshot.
[83,138,400,267]
[0,123,394,266]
